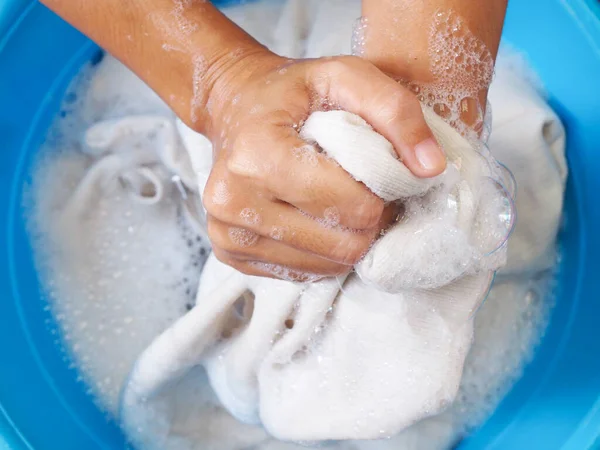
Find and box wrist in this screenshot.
[198,47,284,138]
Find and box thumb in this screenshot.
[307,56,446,178]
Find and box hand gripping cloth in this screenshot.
[120,105,514,444]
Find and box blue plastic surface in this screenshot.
[0,0,599,449]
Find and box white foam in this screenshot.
[228,227,260,247]
[395,10,495,143]
[190,54,207,124]
[351,17,368,57]
[248,262,325,283]
[211,180,231,205]
[269,226,286,241]
[26,5,560,450]
[240,208,262,226]
[29,156,208,413]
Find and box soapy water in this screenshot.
[25,5,556,450]
[25,56,211,414]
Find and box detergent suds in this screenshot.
[25,1,560,449]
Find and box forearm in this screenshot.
[361,0,507,133]
[40,0,270,133]
[361,0,507,80]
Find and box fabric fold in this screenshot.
[120,106,510,442]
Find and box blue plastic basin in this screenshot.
[1,0,599,448]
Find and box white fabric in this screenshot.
[107,1,565,449]
[122,74,512,445]
[30,110,211,412]
[28,0,566,446]
[487,60,567,275]
[300,109,510,292]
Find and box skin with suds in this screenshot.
[40,0,507,280]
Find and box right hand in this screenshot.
[191,51,447,281]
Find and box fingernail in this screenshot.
[415,138,445,171]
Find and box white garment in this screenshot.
[30,111,210,413]
[301,109,510,292]
[25,0,564,449]
[122,47,513,449]
[488,60,567,275]
[118,0,566,448]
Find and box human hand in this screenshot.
[193,51,447,280]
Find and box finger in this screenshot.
[207,216,349,276]
[307,56,447,178]
[225,125,384,230]
[211,247,328,282]
[203,178,382,265]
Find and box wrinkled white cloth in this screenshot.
[30,110,211,412]
[301,109,510,292]
[118,0,566,448]
[122,55,512,450]
[488,60,567,275]
[30,1,566,447]
[20,1,560,449]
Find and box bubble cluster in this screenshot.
[321,206,341,228]
[190,54,207,124]
[269,226,285,241]
[351,17,368,57]
[228,227,259,247]
[401,10,494,142]
[292,144,319,167]
[249,262,324,283]
[211,179,230,205]
[240,207,261,226]
[170,0,199,36]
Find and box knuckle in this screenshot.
[206,219,229,249]
[226,145,261,178]
[202,187,217,215]
[209,222,257,254]
[202,176,227,215]
[321,56,362,78]
[225,129,270,178]
[202,176,238,221]
[352,195,384,229]
[334,237,369,266]
[321,58,347,76]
